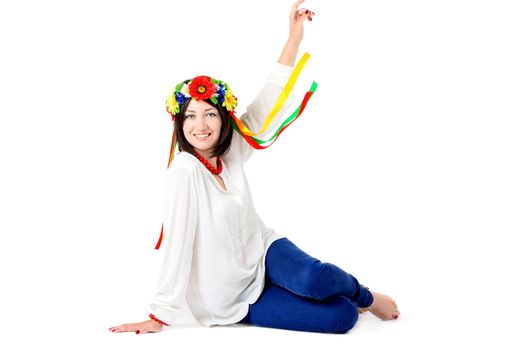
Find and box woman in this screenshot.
[109,0,399,335]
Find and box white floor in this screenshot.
[6,298,517,350]
[99,305,517,350]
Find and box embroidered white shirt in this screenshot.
[150,62,295,327]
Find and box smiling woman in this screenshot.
[109,0,399,336]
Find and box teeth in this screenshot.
[195,133,211,138]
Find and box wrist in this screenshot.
[149,313,169,327]
[286,36,302,45]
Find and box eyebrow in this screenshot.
[185,108,218,113]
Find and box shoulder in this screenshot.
[168,152,200,173]
[165,152,201,184]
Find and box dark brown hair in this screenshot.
[174,98,234,158]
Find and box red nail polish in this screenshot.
[135,330,139,334]
[305,10,309,14]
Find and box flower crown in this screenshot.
[166,75,238,121]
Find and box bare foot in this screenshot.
[367,291,400,320]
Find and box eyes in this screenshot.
[185,112,218,120]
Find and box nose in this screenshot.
[195,115,208,130]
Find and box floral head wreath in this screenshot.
[166,75,238,121]
[162,53,318,171]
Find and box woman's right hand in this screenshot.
[109,319,164,334]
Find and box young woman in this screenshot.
[109,0,399,335]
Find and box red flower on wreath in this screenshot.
[188,76,215,100]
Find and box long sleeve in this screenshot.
[229,62,296,163]
[149,166,198,326]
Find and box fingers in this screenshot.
[109,323,135,333]
[307,9,316,21]
[295,8,316,23]
[292,0,306,13]
[290,0,316,23]
[108,325,147,334]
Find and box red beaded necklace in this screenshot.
[194,152,223,175]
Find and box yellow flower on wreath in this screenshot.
[222,89,237,111]
[166,89,179,115]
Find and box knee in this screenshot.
[323,297,359,334]
[299,262,334,300]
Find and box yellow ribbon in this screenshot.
[237,52,311,136]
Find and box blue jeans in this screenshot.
[238,237,374,334]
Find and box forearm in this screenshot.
[278,37,302,67]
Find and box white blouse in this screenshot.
[150,62,296,327]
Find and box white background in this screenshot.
[1,0,523,348]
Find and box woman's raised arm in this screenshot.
[227,0,316,163]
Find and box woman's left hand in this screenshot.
[109,319,164,334]
[289,0,316,42]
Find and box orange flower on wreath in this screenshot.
[188,76,215,100]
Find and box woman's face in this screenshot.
[182,99,222,156]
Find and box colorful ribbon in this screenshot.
[155,223,164,250]
[235,52,312,137]
[229,80,317,149]
[167,129,177,169]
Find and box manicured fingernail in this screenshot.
[135,330,139,334]
[305,10,309,14]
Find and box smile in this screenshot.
[194,133,211,140]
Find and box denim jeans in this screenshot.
[238,237,374,334]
